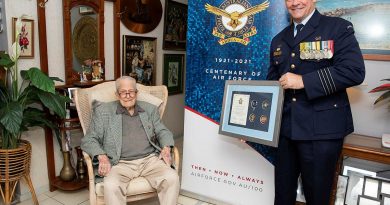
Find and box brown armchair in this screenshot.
[73,81,180,205]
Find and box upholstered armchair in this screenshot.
[73,81,180,205]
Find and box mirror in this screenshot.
[63,0,104,84]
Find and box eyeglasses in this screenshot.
[118,90,138,98]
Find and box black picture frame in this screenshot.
[358,195,381,205]
[219,80,284,147]
[380,179,390,195]
[335,175,349,205]
[122,35,156,86]
[163,54,184,95]
[380,193,390,205]
[363,176,381,199]
[163,0,187,50]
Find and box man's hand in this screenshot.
[159,146,172,166]
[98,154,111,177]
[279,72,304,89]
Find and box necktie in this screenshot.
[295,24,304,38]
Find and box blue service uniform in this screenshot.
[267,10,365,205]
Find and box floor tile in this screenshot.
[39,198,64,205]
[51,189,89,205]
[15,193,50,205]
[177,195,201,205]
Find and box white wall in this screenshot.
[3,0,389,201]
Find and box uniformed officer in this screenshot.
[267,0,365,204]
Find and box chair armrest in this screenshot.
[172,146,180,171]
[83,151,97,204]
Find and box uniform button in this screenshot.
[334,104,338,107]
[291,64,295,69]
[291,53,295,57]
[292,98,297,102]
[275,61,279,65]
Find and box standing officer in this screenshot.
[267,0,365,204]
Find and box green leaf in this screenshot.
[0,53,15,68]
[374,91,390,105]
[37,91,70,118]
[0,101,23,134]
[22,68,55,93]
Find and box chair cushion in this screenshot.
[95,177,156,197]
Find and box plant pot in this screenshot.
[0,139,37,205]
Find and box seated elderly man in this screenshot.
[81,76,180,205]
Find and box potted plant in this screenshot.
[369,78,390,108]
[0,17,69,205]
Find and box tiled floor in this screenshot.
[15,137,213,205]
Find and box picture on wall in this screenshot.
[316,0,390,60]
[163,54,184,95]
[163,0,187,50]
[122,35,156,86]
[12,18,34,58]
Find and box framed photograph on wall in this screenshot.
[381,193,390,205]
[343,166,377,205]
[316,1,390,61]
[163,54,184,95]
[219,80,284,147]
[12,17,34,58]
[163,0,187,50]
[380,179,390,195]
[122,35,156,86]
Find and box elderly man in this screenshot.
[81,76,180,205]
[268,0,365,204]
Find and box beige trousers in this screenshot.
[103,154,180,205]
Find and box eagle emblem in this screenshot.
[205,1,270,29]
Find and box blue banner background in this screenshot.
[185,0,289,162]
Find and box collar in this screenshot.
[293,9,315,28]
[116,102,145,116]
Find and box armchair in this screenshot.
[73,81,180,205]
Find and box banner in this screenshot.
[182,0,288,204]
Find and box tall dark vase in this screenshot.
[75,146,86,180]
[60,151,76,181]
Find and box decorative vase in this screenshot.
[60,151,76,181]
[75,146,86,180]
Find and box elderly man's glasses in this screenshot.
[118,90,138,98]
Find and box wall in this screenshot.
[2,0,389,201]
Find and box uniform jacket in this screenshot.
[81,100,174,182]
[267,10,365,140]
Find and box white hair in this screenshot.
[115,76,137,92]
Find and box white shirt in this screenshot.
[293,9,315,37]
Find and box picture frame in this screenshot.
[316,1,390,61]
[381,193,390,205]
[163,0,187,50]
[335,175,349,205]
[79,6,94,15]
[343,165,377,205]
[67,87,79,107]
[363,176,380,199]
[163,54,184,95]
[122,35,156,86]
[12,17,34,58]
[219,80,284,147]
[380,179,390,195]
[358,195,381,205]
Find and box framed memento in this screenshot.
[363,176,380,199]
[381,193,390,205]
[163,54,184,95]
[358,195,381,205]
[122,35,156,86]
[12,17,34,58]
[381,180,390,195]
[219,80,284,147]
[163,0,187,50]
[67,87,79,106]
[335,175,349,205]
[316,1,390,61]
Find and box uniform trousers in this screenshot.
[274,137,343,205]
[103,153,180,205]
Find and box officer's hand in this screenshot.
[279,72,304,89]
[98,154,111,177]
